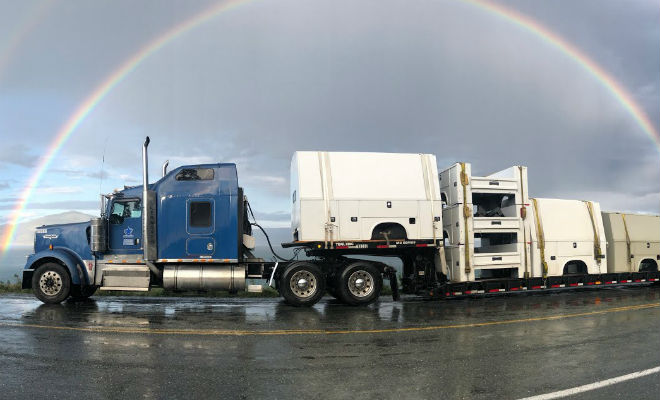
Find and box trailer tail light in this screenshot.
[49,244,53,250]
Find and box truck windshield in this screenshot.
[110,200,141,224]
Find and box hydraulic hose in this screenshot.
[246,201,300,262]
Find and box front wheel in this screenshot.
[32,263,71,304]
[335,262,383,306]
[279,262,326,307]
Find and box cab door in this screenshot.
[108,199,143,254]
[186,198,215,258]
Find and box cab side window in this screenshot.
[109,200,141,224]
[176,168,214,181]
[190,201,212,227]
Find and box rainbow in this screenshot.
[1,0,658,255]
[0,0,252,254]
[463,0,659,146]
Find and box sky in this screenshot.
[0,0,658,248]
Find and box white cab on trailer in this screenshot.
[601,212,660,273]
[290,151,442,243]
[528,198,607,277]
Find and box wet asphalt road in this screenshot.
[0,286,658,400]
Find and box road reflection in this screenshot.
[9,285,659,332]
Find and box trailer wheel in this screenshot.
[70,285,98,300]
[32,263,71,304]
[279,262,325,307]
[336,262,382,306]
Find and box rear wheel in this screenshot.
[336,262,383,306]
[32,263,71,304]
[279,262,326,307]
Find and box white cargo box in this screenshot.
[290,151,442,243]
[528,198,607,277]
[601,212,659,273]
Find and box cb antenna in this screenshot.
[98,137,109,214]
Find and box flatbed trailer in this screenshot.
[272,239,660,301]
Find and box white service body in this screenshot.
[601,212,660,273]
[528,198,607,277]
[290,151,442,243]
[440,162,529,282]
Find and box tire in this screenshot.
[336,262,383,306]
[279,262,326,307]
[70,285,98,300]
[32,262,71,304]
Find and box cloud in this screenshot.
[51,168,109,180]
[33,186,83,194]
[0,200,100,211]
[0,144,36,167]
[252,210,290,222]
[0,0,657,225]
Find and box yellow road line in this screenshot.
[0,302,657,337]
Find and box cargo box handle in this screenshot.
[492,256,502,261]
[491,221,502,225]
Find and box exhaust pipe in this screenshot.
[142,137,160,279]
[162,160,169,177]
[142,136,150,256]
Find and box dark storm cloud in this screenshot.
[1,0,658,219]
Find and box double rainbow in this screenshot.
[1,0,657,255]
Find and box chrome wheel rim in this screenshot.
[348,270,374,298]
[39,270,63,296]
[290,270,317,298]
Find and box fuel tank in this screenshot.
[162,265,246,291]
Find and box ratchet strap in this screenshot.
[621,213,632,272]
[460,163,471,275]
[531,198,548,278]
[519,166,529,278]
[318,152,334,249]
[584,201,603,265]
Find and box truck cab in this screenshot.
[23,138,255,304]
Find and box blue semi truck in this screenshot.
[21,138,659,306]
[22,138,417,306]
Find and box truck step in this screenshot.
[247,284,263,293]
[99,287,149,292]
[101,265,150,290]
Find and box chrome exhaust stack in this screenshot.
[162,160,169,177]
[142,137,160,278]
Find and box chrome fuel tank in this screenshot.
[163,265,246,291]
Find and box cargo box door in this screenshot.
[338,201,360,240]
